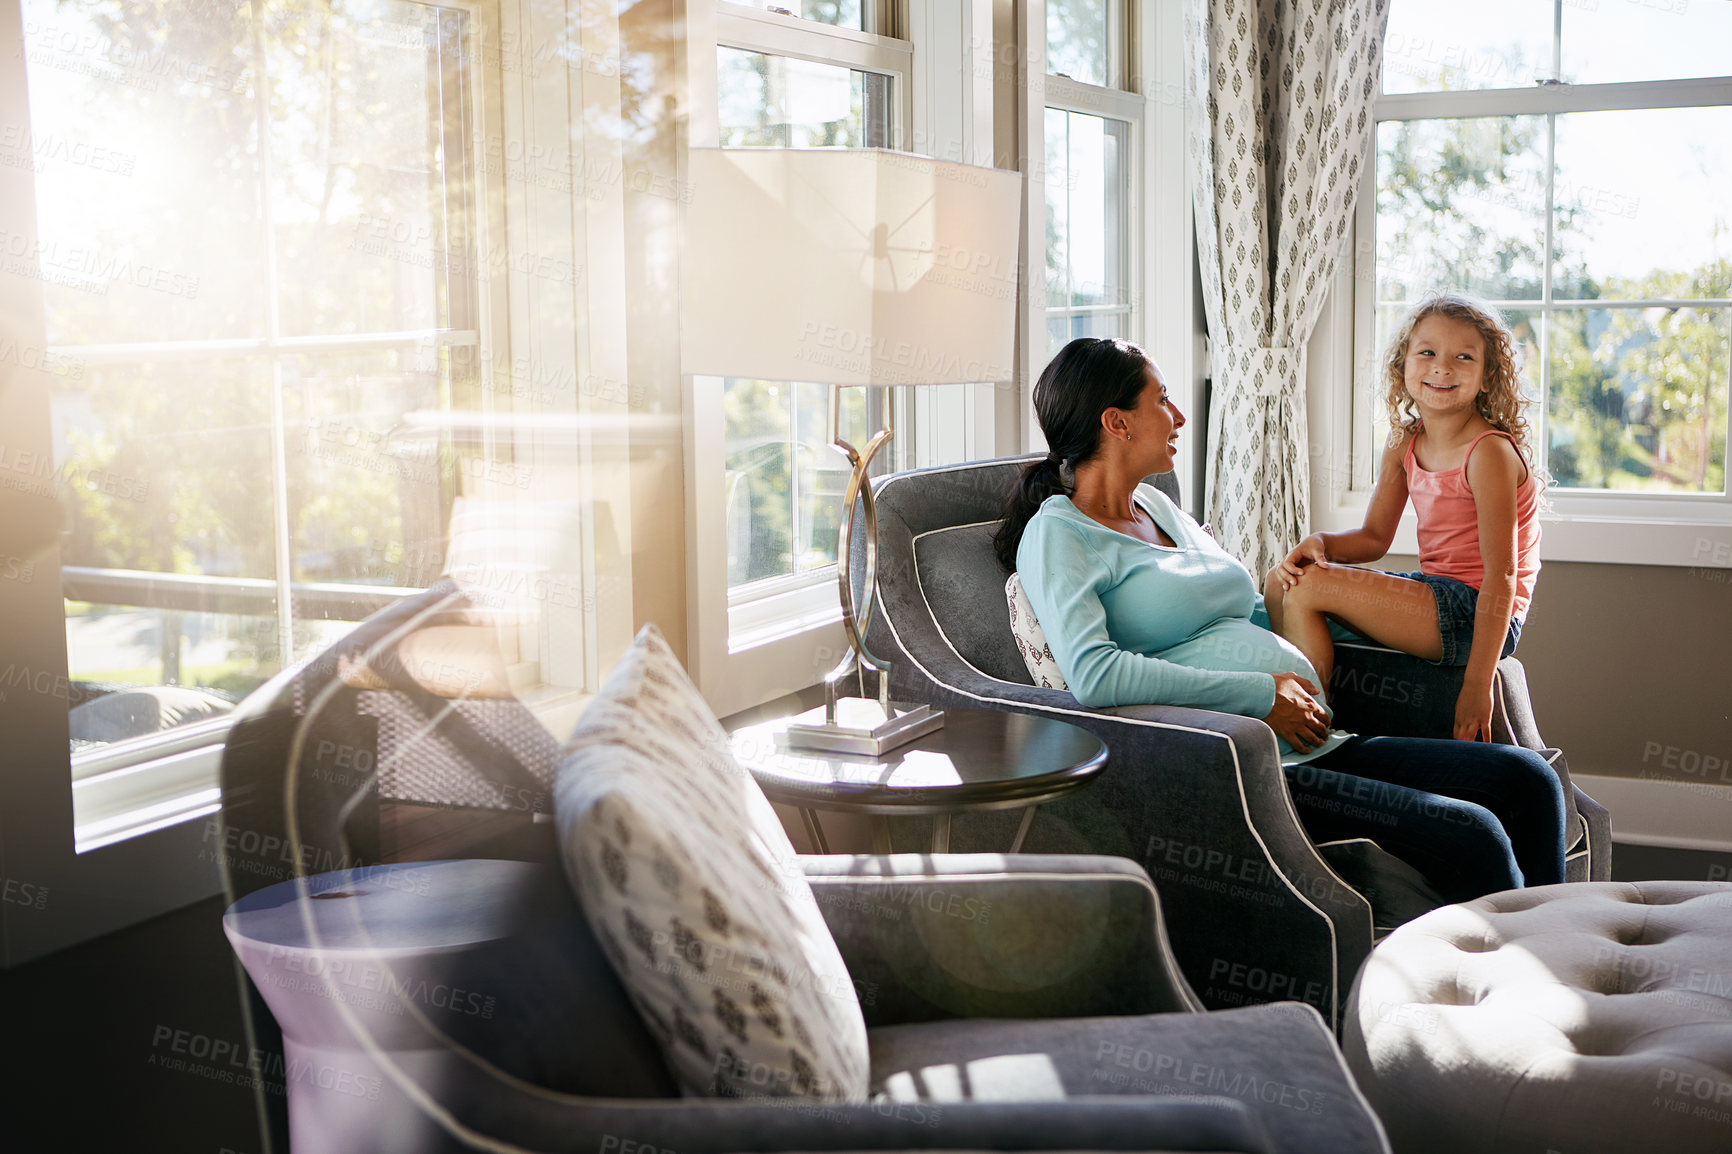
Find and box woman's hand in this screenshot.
[1271,534,1329,590]
[1263,672,1331,751]
[1454,676,1494,742]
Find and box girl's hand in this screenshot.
[1264,672,1331,751]
[1454,677,1494,742]
[1273,534,1329,589]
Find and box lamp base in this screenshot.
[785,698,945,756]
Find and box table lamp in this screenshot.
[682,147,1021,754]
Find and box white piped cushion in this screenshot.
[555,624,869,1101]
[1005,573,1067,690]
[1345,881,1732,1154]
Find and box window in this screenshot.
[713,36,895,594]
[1046,0,1125,89]
[684,1,1008,714]
[1044,107,1132,355]
[1041,1,1141,358]
[711,2,917,622]
[12,0,500,846]
[1358,1,1732,513]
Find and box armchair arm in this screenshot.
[292,1039,1275,1154]
[1328,645,1544,748]
[488,1095,1273,1154]
[799,853,1203,1026]
[1090,705,1375,1025]
[1327,646,1604,875]
[875,661,1373,1029]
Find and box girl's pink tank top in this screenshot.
[1402,428,1542,620]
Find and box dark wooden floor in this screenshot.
[0,893,265,1154]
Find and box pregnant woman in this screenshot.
[995,336,1566,902]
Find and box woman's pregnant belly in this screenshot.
[1162,619,1347,762]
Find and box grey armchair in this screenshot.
[849,454,1612,1030]
[216,584,1393,1154]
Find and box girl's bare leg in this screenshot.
[1278,565,1443,692]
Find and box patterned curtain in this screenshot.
[1185,0,1389,578]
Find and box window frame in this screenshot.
[48,0,492,845]
[1040,78,1144,361]
[683,0,921,716]
[710,3,913,633]
[1319,30,1732,567]
[681,0,1196,717]
[0,0,610,964]
[1019,0,1199,510]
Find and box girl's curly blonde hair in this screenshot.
[1384,291,1534,459]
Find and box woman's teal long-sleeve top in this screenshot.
[1015,483,1348,763]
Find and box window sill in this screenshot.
[72,719,233,853]
[728,573,845,653]
[1316,494,1732,568]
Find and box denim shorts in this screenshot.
[1385,570,1522,666]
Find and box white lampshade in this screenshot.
[681,147,1022,386]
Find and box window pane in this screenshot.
[56,360,276,581]
[1562,1,1732,85]
[1046,314,1069,359]
[268,0,470,337]
[724,0,865,31]
[715,44,897,595]
[1070,311,1130,342]
[1045,109,1130,312]
[1047,0,1110,87]
[65,605,281,732]
[1552,108,1732,302]
[723,378,866,589]
[57,359,282,705]
[20,0,266,343]
[1548,307,1728,494]
[1047,311,1132,359]
[717,48,891,148]
[1375,117,1547,305]
[287,348,456,592]
[1382,0,1553,93]
[1044,108,1070,308]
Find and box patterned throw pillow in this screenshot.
[1005,573,1068,690]
[554,624,869,1101]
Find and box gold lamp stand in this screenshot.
[784,387,944,755]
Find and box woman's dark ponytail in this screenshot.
[994,452,1070,570]
[994,337,1152,571]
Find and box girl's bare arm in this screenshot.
[1456,434,1524,740]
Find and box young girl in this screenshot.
[1265,292,1542,742]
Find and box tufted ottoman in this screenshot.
[1344,882,1732,1154]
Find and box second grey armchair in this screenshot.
[850,454,1611,1030]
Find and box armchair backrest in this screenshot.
[217,582,682,1109]
[859,455,1180,688]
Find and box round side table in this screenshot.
[730,707,1107,854]
[222,859,669,1152]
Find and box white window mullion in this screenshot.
[245,1,297,673]
[715,7,910,75]
[1376,76,1732,122]
[1539,110,1555,489]
[1044,74,1145,121]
